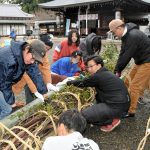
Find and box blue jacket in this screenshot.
[51,57,80,77]
[26,63,47,94]
[0,41,47,105]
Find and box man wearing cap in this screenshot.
[12,39,58,105]
[24,39,59,103]
[109,19,150,118]
[79,33,101,61]
[0,39,48,119]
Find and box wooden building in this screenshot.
[0,4,34,36]
[39,0,150,37]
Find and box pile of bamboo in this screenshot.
[0,86,95,150]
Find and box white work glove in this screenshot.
[34,92,44,102]
[47,83,59,92]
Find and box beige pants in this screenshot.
[124,63,150,113]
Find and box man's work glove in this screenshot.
[47,83,59,92]
[34,92,44,102]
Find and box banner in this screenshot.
[65,19,71,36]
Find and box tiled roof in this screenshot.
[39,0,150,8]
[0,4,33,18]
[39,0,112,8]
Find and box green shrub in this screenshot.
[101,42,119,72]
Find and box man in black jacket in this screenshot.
[67,55,130,132]
[109,19,150,118]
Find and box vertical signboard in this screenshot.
[65,19,71,36]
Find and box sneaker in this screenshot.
[100,119,121,132]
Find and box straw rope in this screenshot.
[0,122,34,150]
[0,139,17,150]
[137,117,150,150]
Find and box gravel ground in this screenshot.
[3,37,150,150]
[85,92,150,150]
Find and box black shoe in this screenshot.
[122,113,135,118]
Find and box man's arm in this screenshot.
[38,55,52,84]
[67,74,99,87]
[52,43,62,62]
[26,63,47,94]
[115,33,138,73]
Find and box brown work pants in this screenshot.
[124,63,150,113]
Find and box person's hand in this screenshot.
[34,92,44,102]
[67,80,79,86]
[74,72,80,76]
[115,72,121,77]
[47,83,59,92]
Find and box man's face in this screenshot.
[86,60,101,75]
[111,26,123,38]
[71,55,81,64]
[23,48,35,64]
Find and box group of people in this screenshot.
[66,19,150,132]
[0,18,150,149]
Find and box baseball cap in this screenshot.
[30,40,46,63]
[109,19,124,32]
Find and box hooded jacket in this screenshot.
[12,54,51,95]
[0,41,47,104]
[0,41,26,104]
[79,33,97,60]
[115,23,150,73]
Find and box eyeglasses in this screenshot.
[86,64,97,69]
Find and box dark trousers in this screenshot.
[24,85,35,104]
[81,101,130,126]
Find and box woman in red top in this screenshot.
[52,30,80,62]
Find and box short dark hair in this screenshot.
[71,50,82,58]
[44,40,53,48]
[85,55,104,67]
[58,109,87,134]
[68,30,80,46]
[22,42,30,52]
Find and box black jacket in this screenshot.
[115,23,150,73]
[70,67,129,104]
[79,33,97,60]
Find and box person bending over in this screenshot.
[51,50,83,77]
